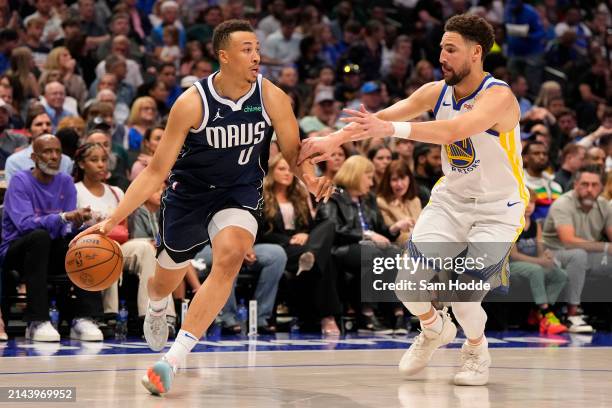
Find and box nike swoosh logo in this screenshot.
[442,102,451,106]
[507,201,521,207]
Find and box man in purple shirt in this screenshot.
[1,135,103,342]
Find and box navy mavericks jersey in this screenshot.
[169,72,274,192]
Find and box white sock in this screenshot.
[149,297,168,313]
[164,329,198,368]
[421,310,443,334]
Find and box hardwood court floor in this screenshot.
[1,334,611,407]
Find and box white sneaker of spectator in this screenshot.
[566,315,594,333]
[25,321,60,342]
[70,318,103,341]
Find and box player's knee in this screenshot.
[212,245,249,274]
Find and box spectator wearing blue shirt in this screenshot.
[504,0,547,93]
[42,81,76,133]
[4,105,73,184]
[157,62,182,108]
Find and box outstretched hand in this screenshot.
[297,122,361,166]
[340,104,394,140]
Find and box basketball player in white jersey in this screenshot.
[298,14,527,386]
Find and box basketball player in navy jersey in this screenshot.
[72,20,334,395]
[298,14,526,386]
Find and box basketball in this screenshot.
[65,234,123,291]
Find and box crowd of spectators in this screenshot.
[0,0,610,341]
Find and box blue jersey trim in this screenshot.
[432,84,448,117]
[485,82,510,90]
[485,129,500,136]
[452,74,491,111]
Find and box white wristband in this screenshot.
[391,121,412,140]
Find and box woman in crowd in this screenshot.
[367,145,393,189]
[130,125,163,181]
[73,143,176,334]
[126,96,158,152]
[377,160,422,246]
[261,154,339,334]
[7,47,39,106]
[43,47,88,107]
[318,156,412,334]
[318,144,349,180]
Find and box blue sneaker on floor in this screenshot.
[141,357,177,395]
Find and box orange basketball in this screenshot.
[65,234,123,291]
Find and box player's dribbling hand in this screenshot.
[303,174,335,203]
[69,217,118,247]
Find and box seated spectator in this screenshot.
[24,16,50,70]
[150,0,186,49]
[157,62,182,108]
[585,146,606,168]
[24,0,64,51]
[96,13,143,63]
[317,156,411,334]
[261,14,303,67]
[509,190,568,335]
[73,143,176,334]
[95,35,144,91]
[299,89,338,135]
[0,135,102,342]
[394,138,415,171]
[367,145,392,190]
[554,144,586,192]
[41,81,77,132]
[54,127,79,159]
[510,74,532,118]
[523,141,562,221]
[413,143,442,205]
[126,96,158,152]
[156,25,182,67]
[7,47,41,102]
[0,99,28,169]
[542,165,612,333]
[89,56,135,106]
[85,127,130,191]
[96,89,130,127]
[84,101,129,164]
[131,125,163,181]
[318,144,349,180]
[43,47,88,108]
[259,154,340,334]
[179,41,204,77]
[376,160,422,246]
[57,115,86,141]
[5,104,73,184]
[196,242,287,334]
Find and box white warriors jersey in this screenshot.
[432,74,527,203]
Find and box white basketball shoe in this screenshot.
[454,337,491,386]
[399,307,457,375]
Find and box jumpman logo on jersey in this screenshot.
[212,108,224,122]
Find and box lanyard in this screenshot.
[355,200,370,232]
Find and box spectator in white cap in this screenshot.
[299,88,338,135]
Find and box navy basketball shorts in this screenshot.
[155,184,262,268]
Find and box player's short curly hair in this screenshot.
[444,14,495,61]
[212,19,254,57]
